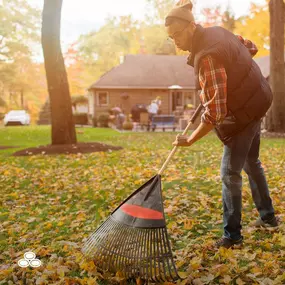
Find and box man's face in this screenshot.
[166,21,196,52]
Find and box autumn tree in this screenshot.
[234,3,270,56]
[0,0,43,112]
[42,0,77,144]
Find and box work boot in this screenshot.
[253,216,280,228]
[215,236,243,249]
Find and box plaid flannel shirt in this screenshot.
[199,35,258,125]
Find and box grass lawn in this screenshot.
[0,125,284,284]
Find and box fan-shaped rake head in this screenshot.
[81,216,179,282]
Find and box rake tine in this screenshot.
[158,227,167,282]
[151,227,157,281]
[148,229,152,280]
[137,228,144,278]
[82,226,101,257]
[140,229,145,280]
[113,224,127,273]
[94,218,116,268]
[105,221,125,271]
[134,229,142,277]
[151,228,157,283]
[126,227,134,278]
[111,223,123,270]
[130,227,139,278]
[153,228,160,282]
[84,218,111,258]
[118,226,131,277]
[160,227,173,282]
[125,227,134,279]
[164,227,179,281]
[155,228,164,283]
[143,229,149,280]
[125,227,134,278]
[99,219,118,269]
[147,229,152,281]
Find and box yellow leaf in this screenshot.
[236,278,245,285]
[190,257,201,270]
[280,236,285,247]
[223,275,232,284]
[136,277,143,285]
[63,245,69,252]
[178,271,189,279]
[87,278,98,285]
[176,260,186,269]
[184,219,194,230]
[45,223,53,230]
[46,263,53,270]
[58,269,65,278]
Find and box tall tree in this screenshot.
[267,0,285,131]
[234,3,270,56]
[0,0,43,113]
[145,0,176,24]
[42,0,77,144]
[222,9,236,32]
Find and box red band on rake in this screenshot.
[121,204,164,220]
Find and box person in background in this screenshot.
[167,0,279,249]
[154,96,162,114]
[147,100,159,123]
[116,110,126,130]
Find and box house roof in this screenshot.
[89,54,274,90]
[89,54,195,90]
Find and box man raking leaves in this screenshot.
[80,1,280,282]
[167,0,279,249]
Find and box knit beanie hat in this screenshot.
[165,0,195,23]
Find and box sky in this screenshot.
[28,0,266,59]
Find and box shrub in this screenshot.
[73,113,88,125]
[92,117,97,127]
[97,113,109,128]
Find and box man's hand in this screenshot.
[172,134,193,147]
[172,122,215,148]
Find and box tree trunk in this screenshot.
[41,0,77,144]
[267,0,285,132]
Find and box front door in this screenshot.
[171,91,184,111]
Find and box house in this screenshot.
[87,54,198,121]
[87,54,276,123]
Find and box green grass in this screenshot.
[0,125,284,284]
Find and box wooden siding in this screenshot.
[91,88,197,118]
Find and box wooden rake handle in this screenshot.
[157,103,203,176]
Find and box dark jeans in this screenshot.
[221,118,275,240]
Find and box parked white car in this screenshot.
[3,110,31,126]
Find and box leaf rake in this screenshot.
[80,104,203,282]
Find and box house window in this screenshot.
[96,92,109,106]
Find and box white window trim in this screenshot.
[96,91,109,107]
